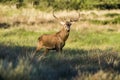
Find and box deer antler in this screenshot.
[53,10,59,20]
[70,12,80,22]
[53,10,65,25]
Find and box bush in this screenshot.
[0,0,120,10]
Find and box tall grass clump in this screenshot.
[0,59,31,80]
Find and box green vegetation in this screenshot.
[90,16,120,25]
[0,5,120,80]
[105,13,120,17]
[1,26,120,80]
[89,13,120,25]
[0,0,120,10]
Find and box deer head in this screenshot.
[53,11,80,32]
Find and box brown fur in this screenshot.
[36,27,69,55]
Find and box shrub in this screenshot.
[0,0,120,10]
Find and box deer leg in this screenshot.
[31,43,42,59]
[55,42,63,54]
[43,48,49,56]
[60,48,63,53]
[31,48,42,60]
[59,48,63,54]
[56,47,62,54]
[58,44,63,54]
[38,49,49,61]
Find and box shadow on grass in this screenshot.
[0,43,120,80]
[0,43,35,60]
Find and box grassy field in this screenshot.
[0,5,120,80]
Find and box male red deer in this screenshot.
[32,11,80,59]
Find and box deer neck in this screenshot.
[58,28,70,42]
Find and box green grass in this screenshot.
[90,16,120,25]
[0,25,120,80]
[105,13,120,17]
[90,13,120,25]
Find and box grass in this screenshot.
[105,13,120,17]
[90,16,120,25]
[0,5,120,80]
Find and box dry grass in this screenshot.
[0,5,120,30]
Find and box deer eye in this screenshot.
[68,23,71,26]
[66,22,71,26]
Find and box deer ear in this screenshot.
[60,21,65,25]
[70,19,73,22]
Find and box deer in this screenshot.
[31,11,80,60]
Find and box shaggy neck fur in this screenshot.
[56,28,70,42]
